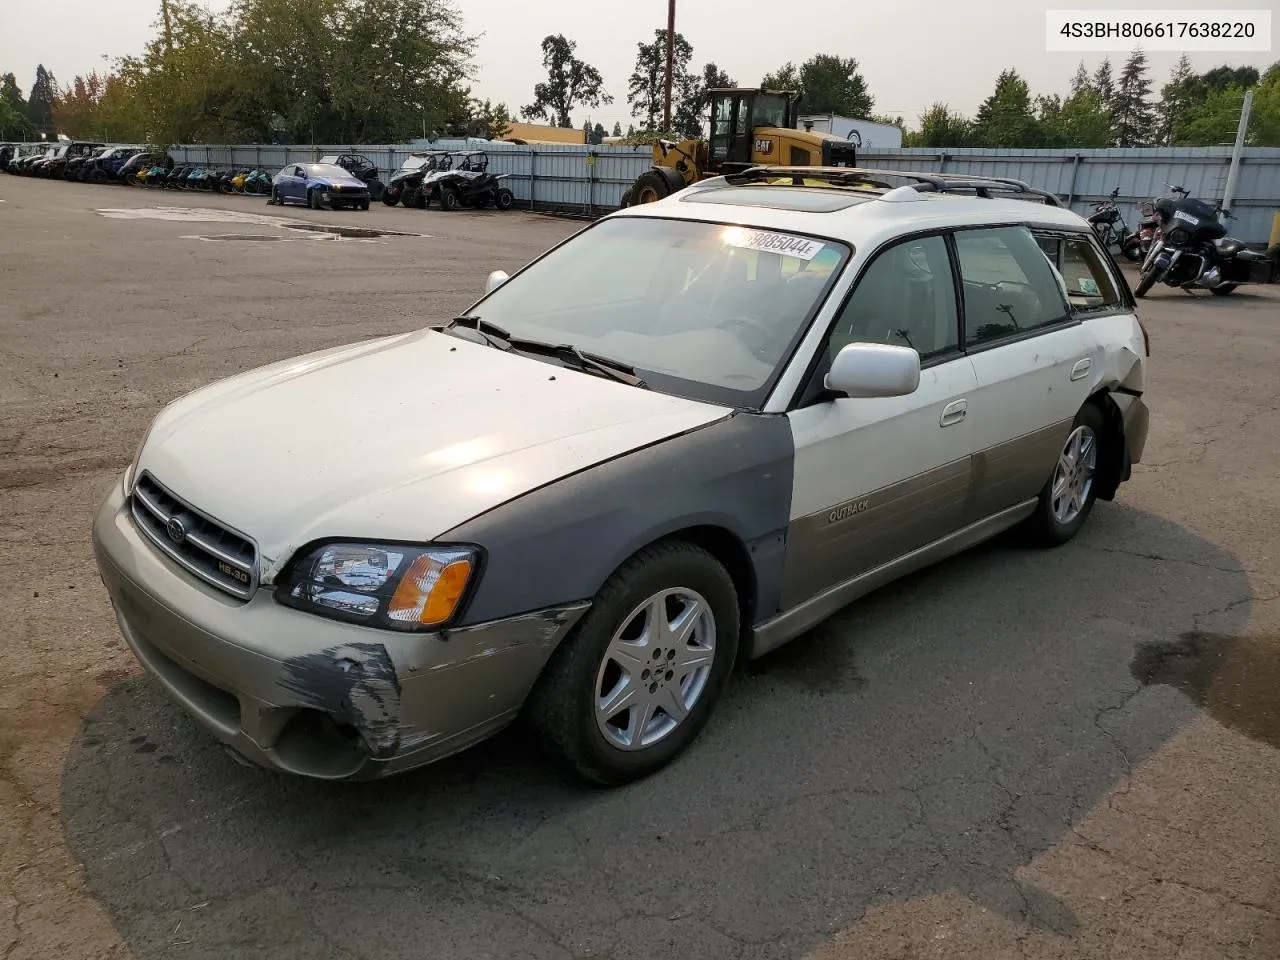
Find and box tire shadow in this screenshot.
[60,503,1255,959]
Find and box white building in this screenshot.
[796,114,903,150]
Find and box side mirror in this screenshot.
[824,342,921,399]
[485,270,510,294]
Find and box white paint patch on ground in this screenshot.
[95,206,428,238]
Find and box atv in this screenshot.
[318,153,386,202]
[382,151,449,208]
[420,151,514,211]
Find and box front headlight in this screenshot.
[275,541,479,631]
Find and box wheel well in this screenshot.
[1086,389,1128,501]
[651,526,757,647]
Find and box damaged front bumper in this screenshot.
[91,477,589,780]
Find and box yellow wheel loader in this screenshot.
[620,88,860,207]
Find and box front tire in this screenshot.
[440,185,460,211]
[1025,403,1106,546]
[1210,283,1237,296]
[1134,268,1160,298]
[495,187,514,210]
[382,186,401,206]
[525,541,740,785]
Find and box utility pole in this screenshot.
[662,0,676,133]
[161,0,173,54]
[1221,88,1253,221]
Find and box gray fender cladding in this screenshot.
[276,642,402,757]
[442,412,796,628]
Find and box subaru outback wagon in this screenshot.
[92,166,1150,785]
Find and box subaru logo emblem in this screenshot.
[166,516,187,544]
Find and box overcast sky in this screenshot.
[3,0,1275,130]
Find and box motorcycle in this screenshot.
[1134,184,1280,298]
[1120,199,1159,263]
[1088,187,1132,258]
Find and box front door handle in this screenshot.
[940,399,968,427]
[1070,357,1092,381]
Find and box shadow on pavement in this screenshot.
[60,504,1256,960]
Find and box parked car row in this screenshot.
[2,141,518,214]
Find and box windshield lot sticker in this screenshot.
[724,228,826,261]
[1078,277,1100,295]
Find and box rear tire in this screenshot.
[1210,284,1237,296]
[382,186,401,206]
[1024,403,1106,547]
[440,186,460,211]
[524,540,740,786]
[359,200,370,211]
[495,187,514,210]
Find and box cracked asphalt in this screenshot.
[2,176,1278,960]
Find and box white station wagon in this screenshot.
[92,167,1150,785]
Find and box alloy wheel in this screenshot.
[594,588,717,750]
[1050,425,1097,525]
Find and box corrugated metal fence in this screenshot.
[169,142,1280,243]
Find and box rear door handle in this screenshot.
[1070,358,1092,381]
[940,399,967,427]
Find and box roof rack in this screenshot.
[721,165,1062,207]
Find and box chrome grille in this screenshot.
[130,472,259,600]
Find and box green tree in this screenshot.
[1178,85,1249,144]
[118,1,240,144]
[522,34,611,128]
[972,69,1041,146]
[760,61,801,93]
[326,0,475,142]
[910,102,971,146]
[1052,87,1113,147]
[0,73,28,138]
[469,98,512,139]
[611,120,622,136]
[626,29,698,135]
[1069,60,1091,95]
[27,65,58,135]
[1250,61,1280,146]
[1112,47,1155,146]
[1092,58,1116,111]
[764,55,872,118]
[1156,53,1196,145]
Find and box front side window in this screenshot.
[753,94,790,130]
[954,226,1070,347]
[826,234,960,364]
[465,217,850,407]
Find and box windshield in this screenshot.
[466,216,850,407]
[306,163,350,178]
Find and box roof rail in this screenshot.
[721,165,1062,207]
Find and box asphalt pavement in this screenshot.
[1,175,1277,960]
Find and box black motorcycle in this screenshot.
[1134,185,1280,298]
[1088,187,1132,258]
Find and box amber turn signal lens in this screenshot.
[387,555,473,627]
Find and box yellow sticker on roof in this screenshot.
[721,227,826,261]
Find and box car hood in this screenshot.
[314,174,366,188]
[135,329,731,579]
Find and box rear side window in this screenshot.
[954,226,1070,347]
[1059,236,1123,312]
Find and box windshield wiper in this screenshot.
[444,315,513,349]
[444,318,647,388]
[510,339,648,388]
